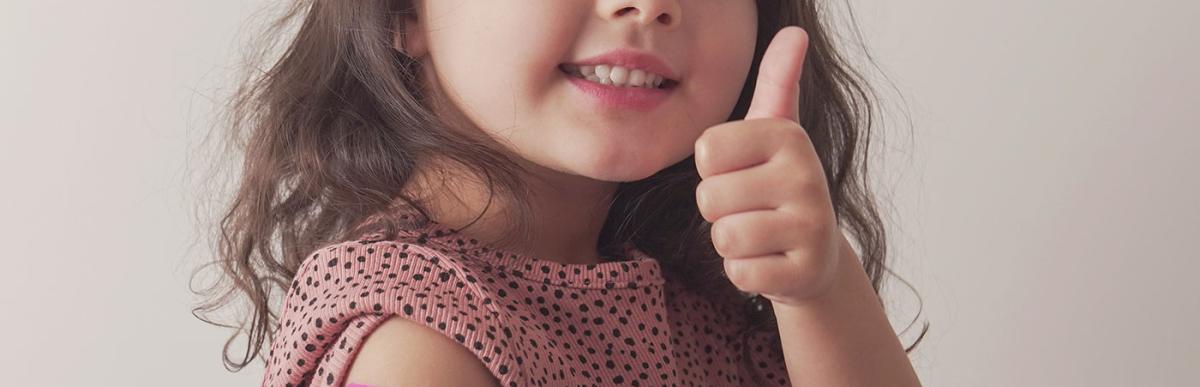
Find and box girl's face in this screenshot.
[404,0,758,181]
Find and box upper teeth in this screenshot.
[563,64,668,88]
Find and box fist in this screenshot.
[694,27,844,307]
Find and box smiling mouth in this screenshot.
[558,64,679,90]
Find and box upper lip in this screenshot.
[563,48,680,81]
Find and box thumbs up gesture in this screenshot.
[694,27,844,307]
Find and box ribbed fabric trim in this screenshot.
[359,219,666,290]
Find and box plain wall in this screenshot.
[1,1,1195,385]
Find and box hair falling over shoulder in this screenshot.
[189,0,929,379]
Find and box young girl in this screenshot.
[196,0,925,385]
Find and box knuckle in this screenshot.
[792,174,825,197]
[789,259,824,289]
[723,259,755,290]
[778,124,810,146]
[792,248,834,284]
[697,122,732,149]
[782,119,808,135]
[694,134,710,157]
[804,178,827,199]
[695,180,714,218]
[774,179,805,203]
[712,220,734,254]
[782,175,809,197]
[799,214,831,234]
[694,149,709,176]
[783,213,822,239]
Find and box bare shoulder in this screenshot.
[345,316,502,387]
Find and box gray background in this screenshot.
[1,1,1195,385]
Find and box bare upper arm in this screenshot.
[344,316,502,387]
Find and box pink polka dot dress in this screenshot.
[261,217,791,386]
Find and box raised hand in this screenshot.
[694,26,844,306]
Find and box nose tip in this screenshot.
[608,1,681,27]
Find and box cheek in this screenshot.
[423,3,575,135]
[685,15,759,131]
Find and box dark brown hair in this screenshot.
[190,0,928,383]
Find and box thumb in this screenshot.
[744,26,809,123]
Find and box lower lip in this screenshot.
[564,72,672,112]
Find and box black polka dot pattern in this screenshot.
[261,219,791,386]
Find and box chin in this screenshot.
[562,143,681,182]
[578,163,661,182]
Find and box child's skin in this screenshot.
[391,1,921,385]
[395,0,756,264]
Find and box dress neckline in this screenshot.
[364,211,665,289]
